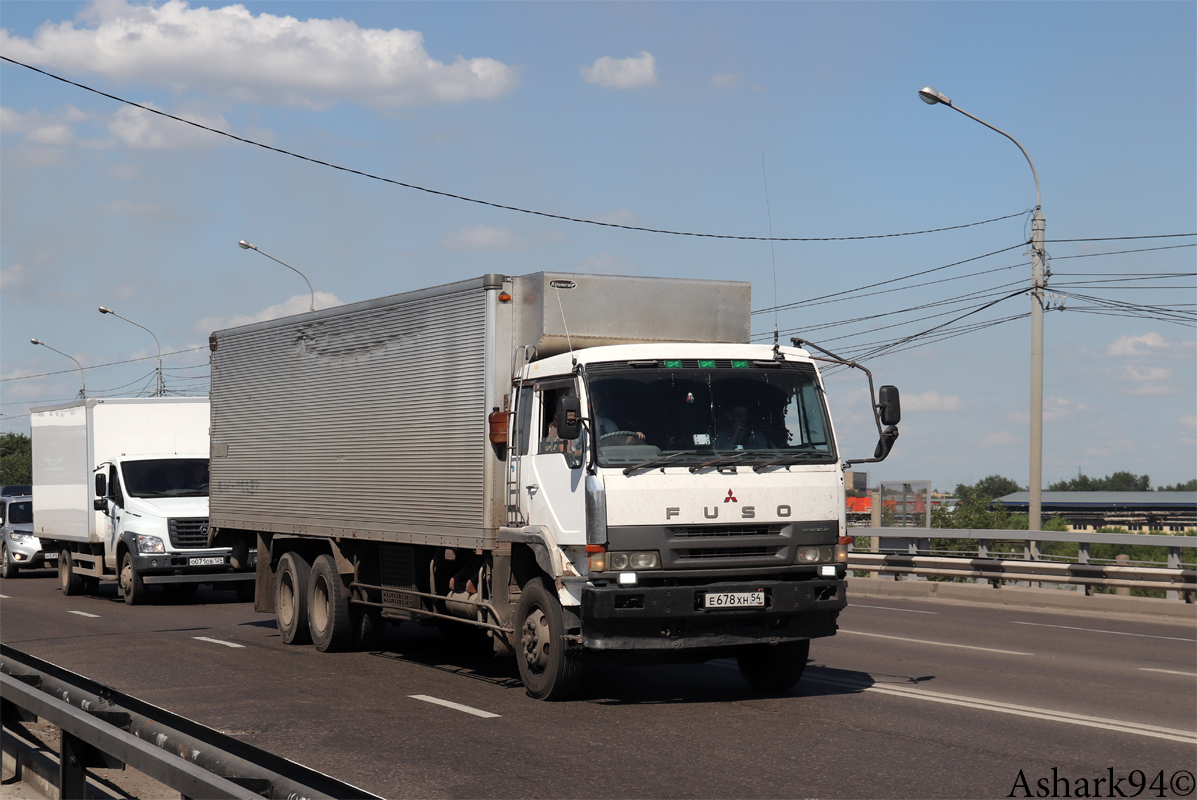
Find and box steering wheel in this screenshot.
[600,430,640,442]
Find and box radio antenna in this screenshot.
[552,281,576,367]
[761,152,779,345]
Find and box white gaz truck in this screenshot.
[30,398,254,604]
[207,272,899,699]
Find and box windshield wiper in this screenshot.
[752,451,832,471]
[622,451,695,475]
[688,450,760,472]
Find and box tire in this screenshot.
[120,551,148,605]
[59,550,83,596]
[736,639,810,693]
[308,554,353,652]
[353,607,385,650]
[514,577,583,700]
[1,543,18,579]
[276,552,312,645]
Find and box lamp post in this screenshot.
[98,306,163,397]
[919,86,1046,532]
[30,338,86,399]
[238,240,316,313]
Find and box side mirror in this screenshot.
[878,385,901,426]
[94,473,107,498]
[555,396,582,440]
[873,426,899,460]
[93,498,109,512]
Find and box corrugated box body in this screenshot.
[30,398,211,543]
[208,272,750,549]
[514,272,750,357]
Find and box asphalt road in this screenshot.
[2,570,1194,799]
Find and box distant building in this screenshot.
[843,470,868,493]
[995,492,1197,532]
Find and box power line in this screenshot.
[0,55,1029,243]
[1049,243,1196,260]
[752,242,1028,315]
[2,346,207,382]
[1044,234,1196,243]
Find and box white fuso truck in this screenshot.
[208,273,900,699]
[31,398,254,604]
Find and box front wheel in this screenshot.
[1,543,18,579]
[59,550,83,596]
[120,551,148,605]
[514,577,583,700]
[736,639,810,693]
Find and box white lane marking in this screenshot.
[0,594,10,599]
[838,629,1033,656]
[409,695,500,719]
[1011,621,1196,642]
[851,604,938,614]
[66,610,100,618]
[803,673,1197,744]
[1140,668,1197,677]
[193,636,244,649]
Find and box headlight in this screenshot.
[8,532,33,542]
[795,546,834,564]
[588,550,660,572]
[136,535,165,554]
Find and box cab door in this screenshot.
[518,378,586,545]
[95,464,122,568]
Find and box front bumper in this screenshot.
[579,577,845,650]
[132,550,255,583]
[5,535,55,568]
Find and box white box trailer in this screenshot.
[31,398,253,603]
[209,272,900,699]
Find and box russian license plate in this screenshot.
[43,553,58,561]
[704,591,765,609]
[190,557,224,567]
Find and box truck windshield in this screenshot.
[585,360,836,468]
[121,459,209,498]
[7,502,32,524]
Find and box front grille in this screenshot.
[671,525,781,539]
[168,518,209,549]
[676,546,778,560]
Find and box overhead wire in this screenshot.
[0,55,1028,244]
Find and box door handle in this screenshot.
[526,484,538,494]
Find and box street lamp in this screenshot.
[30,338,86,399]
[238,240,316,313]
[919,86,1047,531]
[98,306,163,397]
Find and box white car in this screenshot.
[1,494,56,578]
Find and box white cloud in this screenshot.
[901,390,963,413]
[710,73,741,89]
[581,52,659,89]
[1122,364,1175,396]
[1181,415,1197,432]
[106,103,230,150]
[193,292,343,334]
[1,0,519,110]
[440,225,528,251]
[595,208,639,226]
[1107,331,1172,358]
[0,264,35,294]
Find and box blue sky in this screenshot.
[2,1,1194,492]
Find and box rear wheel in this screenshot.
[736,639,810,692]
[514,577,583,700]
[276,552,311,645]
[59,550,83,596]
[308,554,353,652]
[353,607,385,650]
[120,551,148,605]
[1,543,18,579]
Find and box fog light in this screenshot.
[14,553,26,561]
[618,572,638,586]
[819,564,837,577]
[151,559,159,567]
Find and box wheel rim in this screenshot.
[2,544,9,570]
[312,575,330,632]
[120,558,132,595]
[59,554,69,588]
[278,570,296,627]
[520,606,550,672]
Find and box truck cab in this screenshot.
[86,454,251,604]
